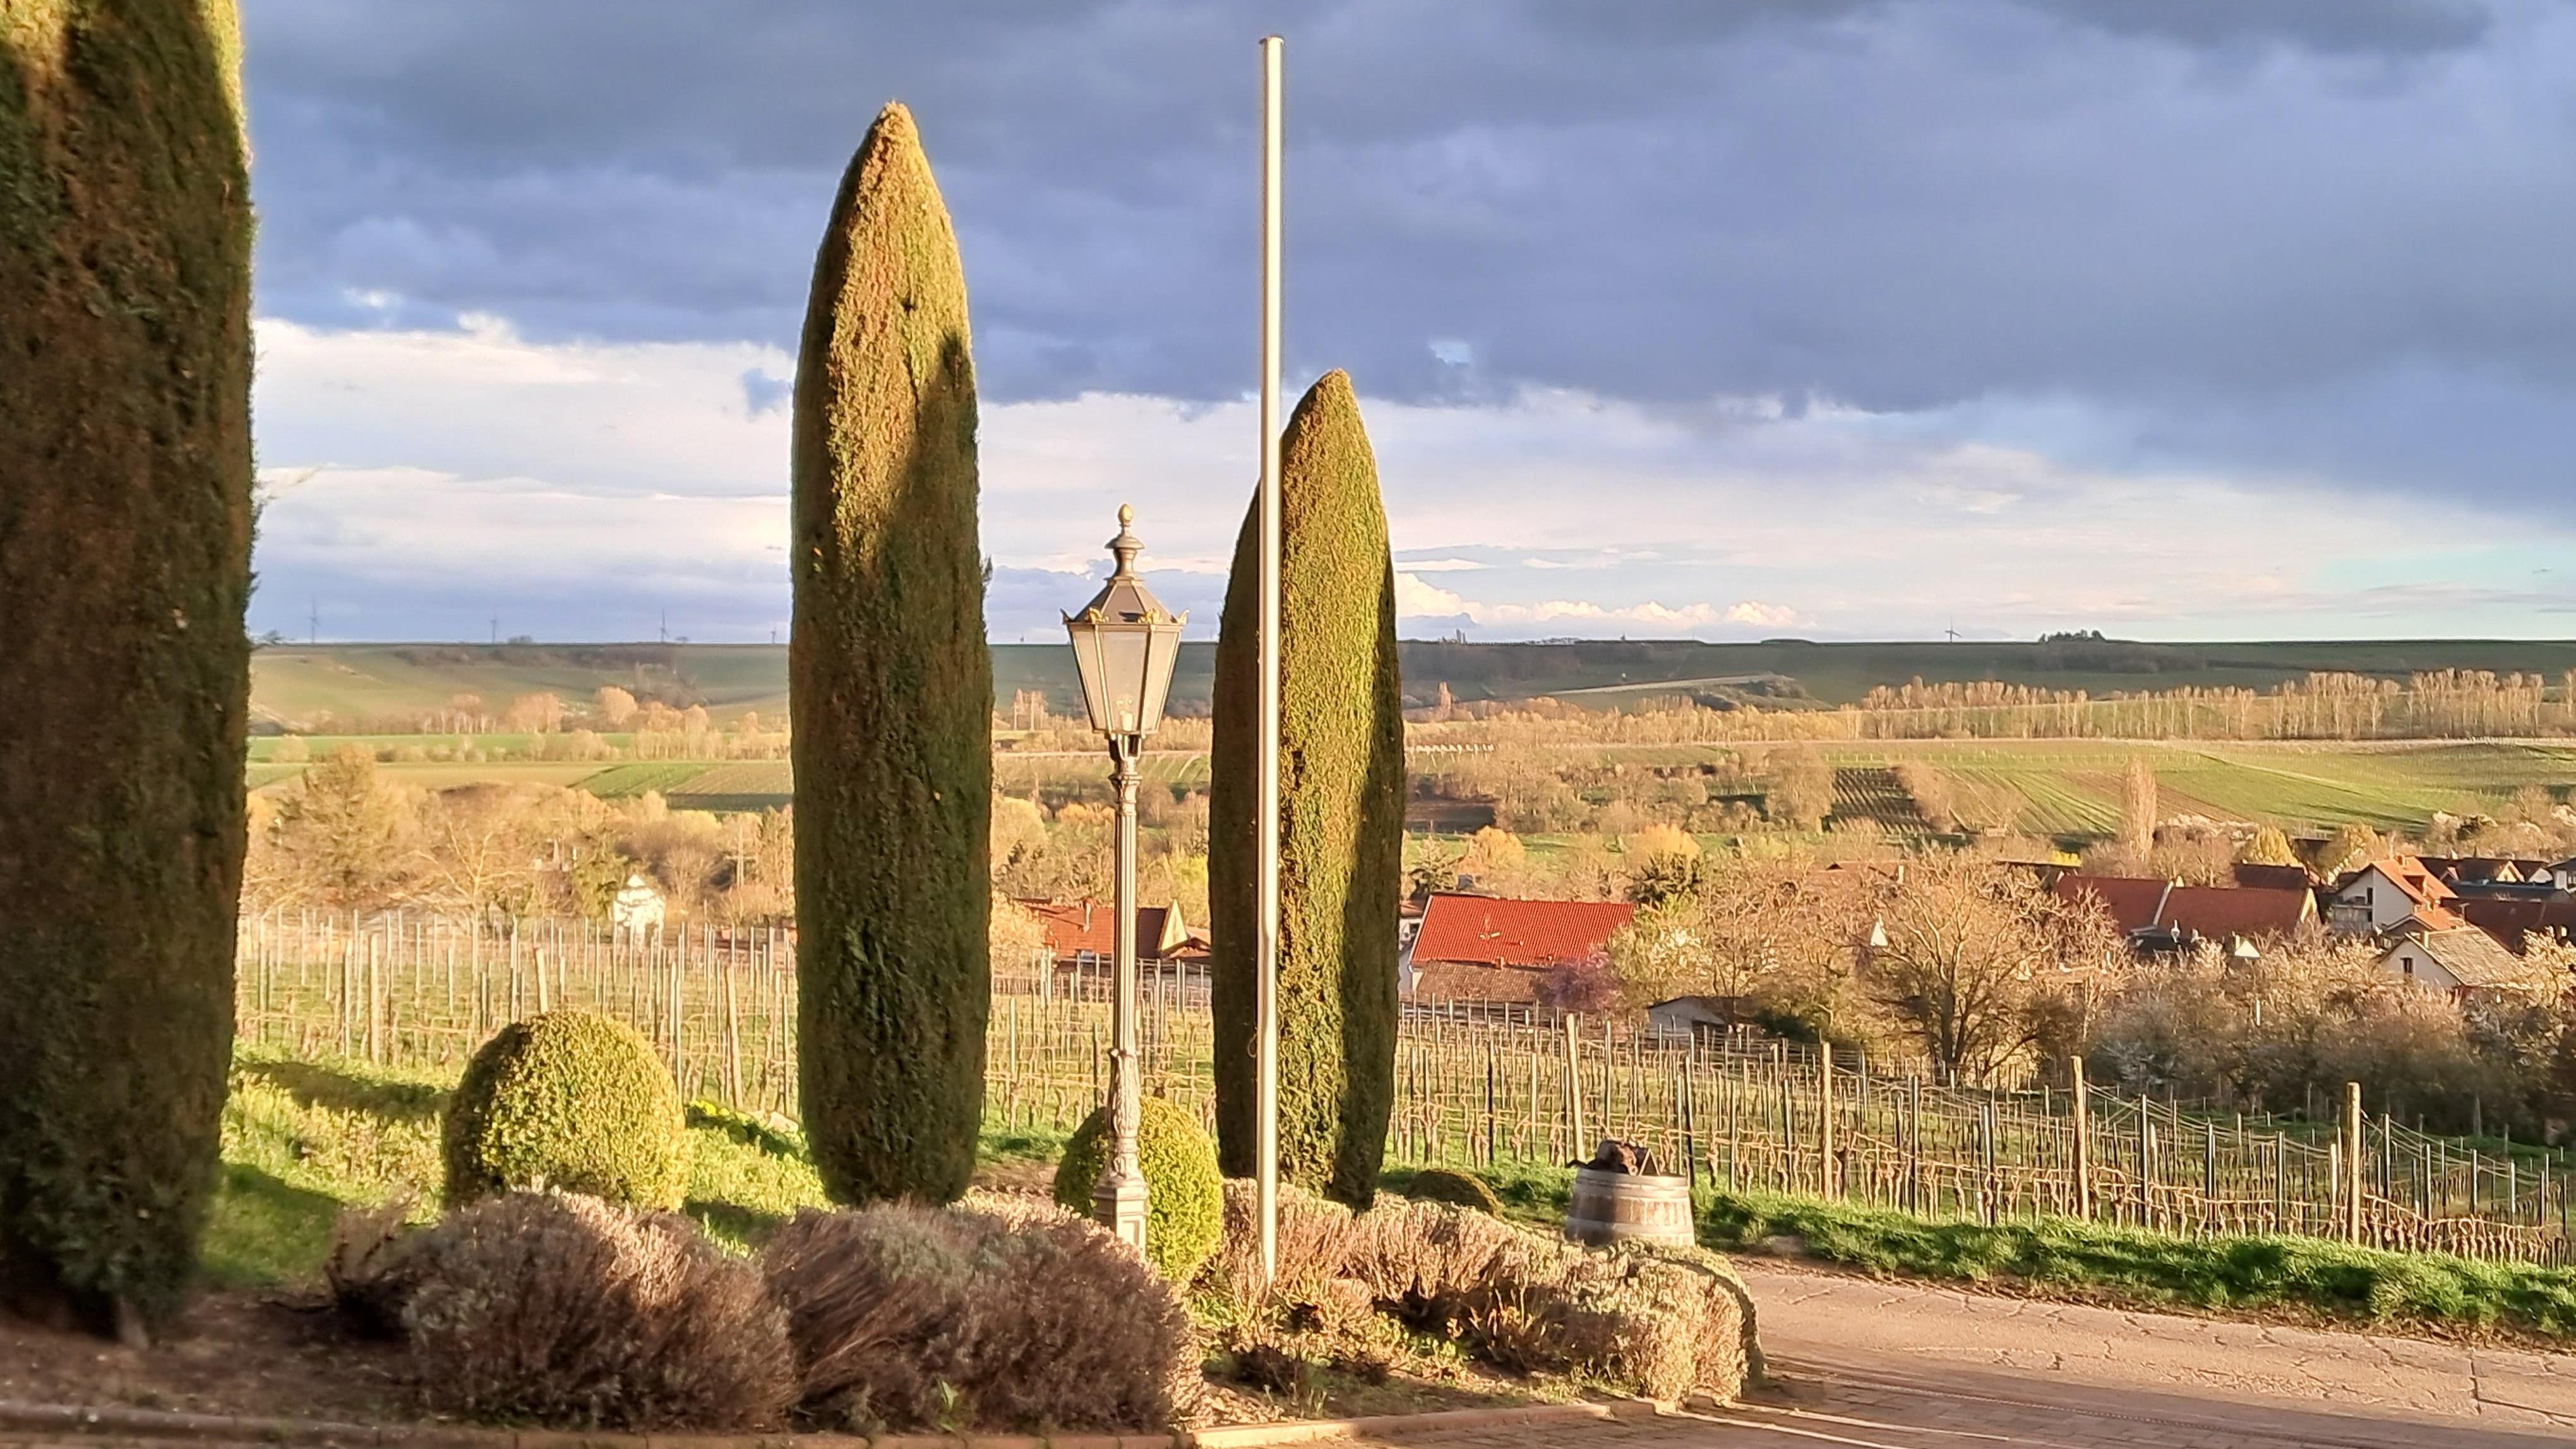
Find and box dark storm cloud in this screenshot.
[239,0,2576,500]
[2012,0,2491,52]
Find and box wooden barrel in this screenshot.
[1565,1167,1694,1247]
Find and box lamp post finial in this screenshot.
[1108,505,1142,579]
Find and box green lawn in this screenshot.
[203,1047,2576,1344]
[1379,1161,2576,1341]
[1698,1188,2576,1340]
[203,1046,834,1287]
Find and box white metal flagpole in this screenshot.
[1255,31,1284,1285]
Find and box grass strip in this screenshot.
[1701,1188,2576,1339]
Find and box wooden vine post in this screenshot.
[2344,1081,2364,1244]
[2070,1056,2092,1221]
[1818,1039,1836,1199]
[1562,1011,1587,1157]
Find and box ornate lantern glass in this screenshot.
[1064,504,1185,738]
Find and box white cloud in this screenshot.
[1722,601,1802,628]
[1394,572,1468,618]
[246,316,2576,643]
[1392,575,1737,635]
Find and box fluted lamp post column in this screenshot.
[1063,504,1186,1251]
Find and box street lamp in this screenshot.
[1063,504,1185,1251]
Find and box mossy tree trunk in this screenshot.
[0,0,253,1332]
[1210,371,1405,1208]
[789,102,990,1205]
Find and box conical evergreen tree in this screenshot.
[789,103,990,1205]
[1209,371,1405,1207]
[0,0,253,1330]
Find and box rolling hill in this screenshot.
[250,637,2576,728]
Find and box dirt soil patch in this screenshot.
[4,1288,1567,1433]
[0,1292,414,1425]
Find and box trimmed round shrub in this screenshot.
[444,1012,687,1210]
[400,1192,794,1429]
[1053,1097,1223,1282]
[1403,1167,1504,1216]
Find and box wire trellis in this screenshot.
[234,910,2572,1266]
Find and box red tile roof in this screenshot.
[2360,857,2457,907]
[2454,896,2576,952]
[2231,862,2315,892]
[2404,903,2466,933]
[2054,875,2313,939]
[1016,898,1204,962]
[1409,894,1636,969]
[2158,885,2315,939]
[2051,876,2171,934]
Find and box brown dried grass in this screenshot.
[1346,1198,1571,1332]
[1491,1249,1745,1401]
[1199,1178,1360,1323]
[321,1198,419,1338]
[1196,1181,1752,1404]
[762,1199,1192,1433]
[397,1193,794,1429]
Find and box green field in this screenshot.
[1809,740,2576,839]
[250,638,2576,728]
[250,759,610,794]
[579,761,715,798]
[243,736,2576,842]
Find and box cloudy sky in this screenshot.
[241,0,2576,644]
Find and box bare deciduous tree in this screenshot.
[1862,854,2119,1085]
[2119,756,2157,860]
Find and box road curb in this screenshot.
[0,1398,1677,1448]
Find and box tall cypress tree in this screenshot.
[1210,371,1405,1208]
[0,0,253,1332]
[789,102,990,1205]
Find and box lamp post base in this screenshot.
[1093,1168,1149,1253]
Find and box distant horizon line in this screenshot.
[253,635,2576,650]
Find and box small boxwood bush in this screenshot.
[444,1012,686,1209]
[1402,1167,1505,1215]
[1053,1096,1223,1281]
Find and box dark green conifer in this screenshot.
[1209,371,1405,1208]
[789,102,990,1205]
[0,0,254,1331]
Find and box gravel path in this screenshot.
[1737,1257,2576,1434]
[1374,1258,2576,1448]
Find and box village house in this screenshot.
[1402,893,1635,1006]
[2051,873,2314,953]
[2324,856,2457,934]
[1015,897,1209,975]
[2376,928,2555,1002]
